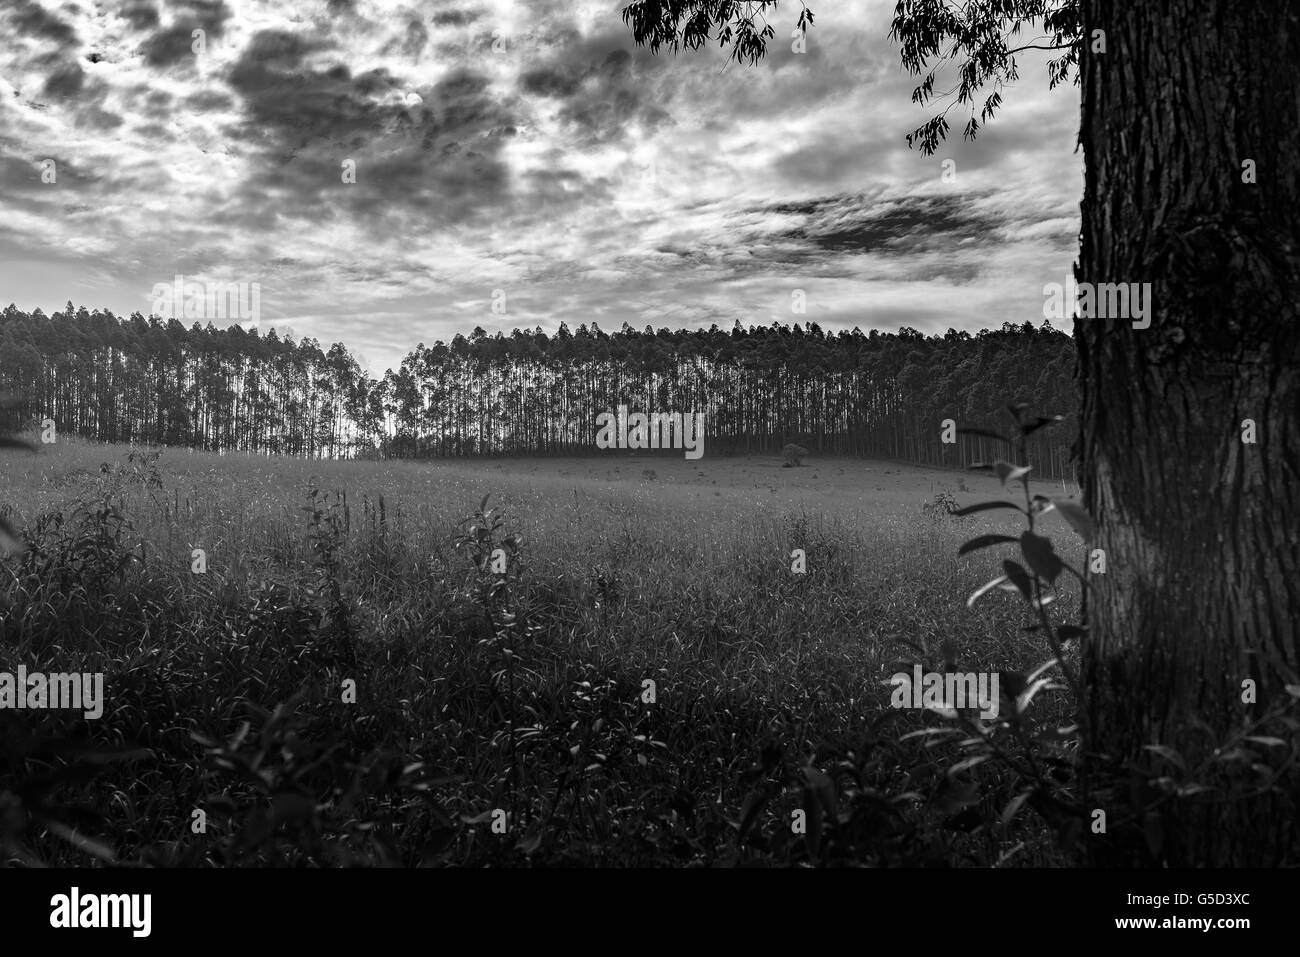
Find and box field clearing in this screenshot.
[2,439,1084,588]
[0,439,1085,866]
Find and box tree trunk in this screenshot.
[1078,0,1300,865]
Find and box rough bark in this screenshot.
[1078,0,1300,864]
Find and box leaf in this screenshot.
[948,755,990,777]
[43,820,117,865]
[901,733,962,751]
[957,534,1018,556]
[515,828,544,855]
[1243,736,1286,748]
[1213,747,1249,764]
[1051,499,1094,540]
[1000,790,1033,827]
[1027,658,1061,683]
[1142,744,1185,771]
[967,575,1009,608]
[479,493,491,514]
[1016,677,1059,713]
[995,461,1032,487]
[1019,531,1064,584]
[952,500,1025,518]
[1021,414,1064,437]
[956,427,1010,446]
[1001,560,1034,600]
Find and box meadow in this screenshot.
[0,438,1084,866]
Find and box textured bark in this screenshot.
[1078,1,1300,864]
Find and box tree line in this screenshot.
[0,302,1077,476]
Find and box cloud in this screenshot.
[223,28,518,229]
[766,192,1007,256]
[2,0,78,49]
[42,62,85,99]
[119,2,162,31]
[0,0,1082,376]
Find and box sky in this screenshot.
[0,0,1083,376]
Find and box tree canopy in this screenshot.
[621,0,1081,153]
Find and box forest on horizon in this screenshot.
[0,303,1077,477]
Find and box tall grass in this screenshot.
[0,440,1079,866]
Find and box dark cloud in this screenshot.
[0,149,99,201]
[140,0,230,67]
[144,89,172,115]
[78,106,124,131]
[401,18,429,57]
[3,0,78,48]
[518,162,613,220]
[0,154,46,195]
[141,24,202,67]
[429,9,479,27]
[518,32,672,147]
[119,1,161,31]
[166,0,230,35]
[774,133,897,189]
[224,30,516,228]
[520,67,579,99]
[184,89,232,111]
[767,193,1006,256]
[43,63,85,100]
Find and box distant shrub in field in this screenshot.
[781,443,809,467]
[105,447,165,494]
[921,489,960,519]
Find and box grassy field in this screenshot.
[0,439,1084,866]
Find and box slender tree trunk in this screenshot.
[1078,0,1300,865]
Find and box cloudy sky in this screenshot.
[0,0,1082,375]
